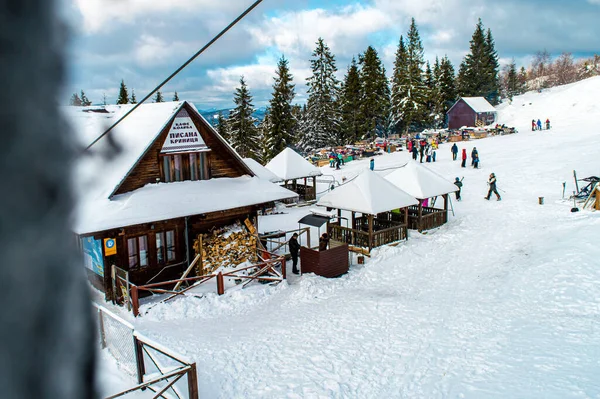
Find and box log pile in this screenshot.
[194,224,258,275]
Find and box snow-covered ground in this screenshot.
[97,77,600,398]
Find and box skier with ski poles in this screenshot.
[485,173,501,201]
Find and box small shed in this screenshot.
[265,147,323,201]
[383,161,457,231]
[447,97,497,130]
[243,158,282,183]
[317,170,418,251]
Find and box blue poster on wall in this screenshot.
[81,236,104,277]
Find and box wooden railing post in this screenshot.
[281,257,286,280]
[130,285,139,317]
[217,272,224,295]
[133,335,145,385]
[188,363,199,399]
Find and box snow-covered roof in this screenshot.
[317,170,418,215]
[265,147,323,180]
[243,158,282,183]
[65,102,185,198]
[382,161,458,199]
[74,176,298,235]
[64,102,295,235]
[460,97,497,113]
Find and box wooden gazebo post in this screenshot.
[443,194,449,223]
[418,199,423,232]
[312,176,317,200]
[368,214,374,251]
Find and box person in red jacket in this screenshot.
[461,149,467,168]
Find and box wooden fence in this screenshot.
[406,205,448,231]
[95,304,199,399]
[328,220,407,251]
[127,253,286,317]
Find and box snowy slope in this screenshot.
[98,80,600,398]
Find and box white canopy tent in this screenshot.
[382,161,457,231]
[382,161,458,200]
[317,170,418,250]
[318,169,418,214]
[243,158,282,183]
[265,147,322,180]
[265,148,323,201]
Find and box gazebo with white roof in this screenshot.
[383,161,458,231]
[317,170,418,251]
[243,158,282,183]
[265,147,323,201]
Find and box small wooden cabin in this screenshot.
[384,161,458,232]
[265,148,322,201]
[447,97,497,130]
[69,101,296,300]
[317,170,418,251]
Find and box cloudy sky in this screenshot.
[61,0,600,110]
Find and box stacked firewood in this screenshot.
[195,225,258,275]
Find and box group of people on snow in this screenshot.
[532,118,551,131]
[328,151,346,170]
[408,139,438,164]
[451,143,480,169]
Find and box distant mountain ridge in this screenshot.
[197,106,267,127]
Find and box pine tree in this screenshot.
[438,56,457,121]
[116,80,129,104]
[228,76,260,159]
[173,92,179,101]
[69,93,82,106]
[267,56,295,159]
[339,57,362,145]
[390,36,409,135]
[216,111,229,142]
[392,19,428,134]
[303,38,340,150]
[423,61,437,126]
[504,60,519,101]
[358,46,390,141]
[484,28,500,104]
[256,111,272,164]
[518,66,528,93]
[154,91,164,103]
[80,90,92,106]
[457,20,500,104]
[130,89,137,104]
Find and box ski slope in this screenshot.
[99,78,600,398]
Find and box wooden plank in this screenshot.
[173,253,201,291]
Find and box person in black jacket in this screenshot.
[471,147,478,166]
[319,233,329,251]
[288,233,300,274]
[454,177,463,200]
[451,143,458,161]
[485,173,501,201]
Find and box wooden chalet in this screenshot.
[265,147,322,201]
[69,101,297,300]
[383,161,458,232]
[447,97,497,130]
[317,170,418,251]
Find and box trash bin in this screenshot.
[538,197,544,205]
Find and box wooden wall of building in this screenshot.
[113,102,252,196]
